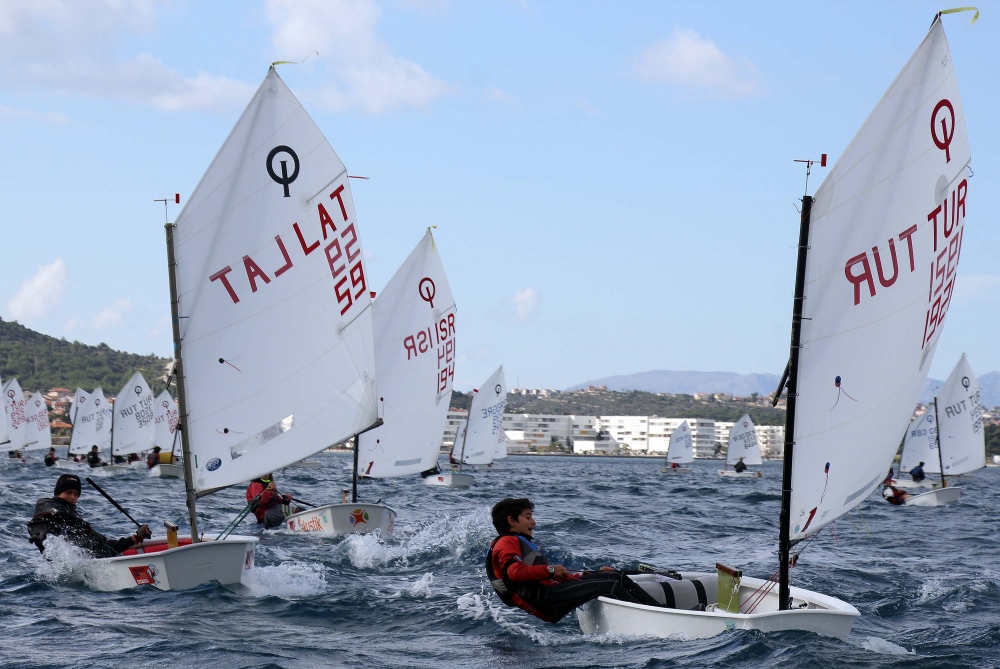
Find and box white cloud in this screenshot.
[90,300,132,329]
[65,299,132,334]
[633,28,759,99]
[7,260,69,321]
[507,288,539,322]
[0,104,70,125]
[267,0,454,114]
[0,1,254,111]
[485,87,520,106]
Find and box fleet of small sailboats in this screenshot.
[14,10,988,645]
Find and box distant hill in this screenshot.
[0,318,172,396]
[569,369,1000,408]
[567,370,782,397]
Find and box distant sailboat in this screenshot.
[659,420,693,474]
[148,390,182,478]
[22,392,53,453]
[110,372,156,465]
[2,377,27,461]
[719,414,763,478]
[428,366,507,489]
[902,355,984,507]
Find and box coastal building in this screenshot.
[437,409,786,458]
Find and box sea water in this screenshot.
[1,454,998,668]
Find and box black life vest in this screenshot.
[486,534,547,606]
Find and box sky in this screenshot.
[1,0,997,393]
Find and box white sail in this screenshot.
[171,67,378,491]
[789,18,970,541]
[449,419,468,463]
[459,366,507,465]
[493,430,509,461]
[68,388,93,455]
[898,410,938,474]
[727,414,762,466]
[0,376,7,444]
[666,420,693,465]
[23,392,52,451]
[111,372,156,456]
[154,390,179,456]
[90,388,113,452]
[1,377,26,450]
[357,229,457,478]
[937,354,985,476]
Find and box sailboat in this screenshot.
[658,420,693,474]
[22,392,53,454]
[891,410,939,490]
[719,414,763,478]
[426,366,507,489]
[110,371,156,469]
[577,13,972,639]
[162,63,379,549]
[286,229,457,535]
[901,354,984,507]
[148,390,182,478]
[2,377,27,461]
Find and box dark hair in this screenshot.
[491,498,533,534]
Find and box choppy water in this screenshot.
[2,454,999,669]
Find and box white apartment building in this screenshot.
[440,410,784,458]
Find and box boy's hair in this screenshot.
[491,498,533,534]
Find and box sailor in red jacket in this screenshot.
[486,497,662,623]
[246,473,301,529]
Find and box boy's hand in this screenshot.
[551,565,570,578]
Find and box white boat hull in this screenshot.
[148,463,184,478]
[284,459,322,469]
[285,503,395,536]
[890,478,936,491]
[659,466,693,474]
[718,470,763,478]
[97,534,257,591]
[577,572,858,640]
[904,486,961,507]
[422,472,474,488]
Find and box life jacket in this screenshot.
[486,534,547,607]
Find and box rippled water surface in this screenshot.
[2,454,999,668]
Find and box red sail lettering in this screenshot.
[294,222,320,255]
[210,266,239,304]
[273,235,293,277]
[243,255,271,293]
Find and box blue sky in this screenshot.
[1,1,996,392]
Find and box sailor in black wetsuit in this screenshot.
[26,474,150,557]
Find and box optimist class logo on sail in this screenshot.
[402,276,457,395]
[207,145,369,318]
[841,96,967,350]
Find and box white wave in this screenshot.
[858,636,915,656]
[409,572,434,597]
[241,560,327,598]
[342,506,493,569]
[32,536,125,592]
[456,587,565,646]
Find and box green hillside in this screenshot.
[0,318,172,396]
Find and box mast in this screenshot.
[778,193,813,610]
[934,398,947,488]
[352,435,360,503]
[165,222,201,542]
